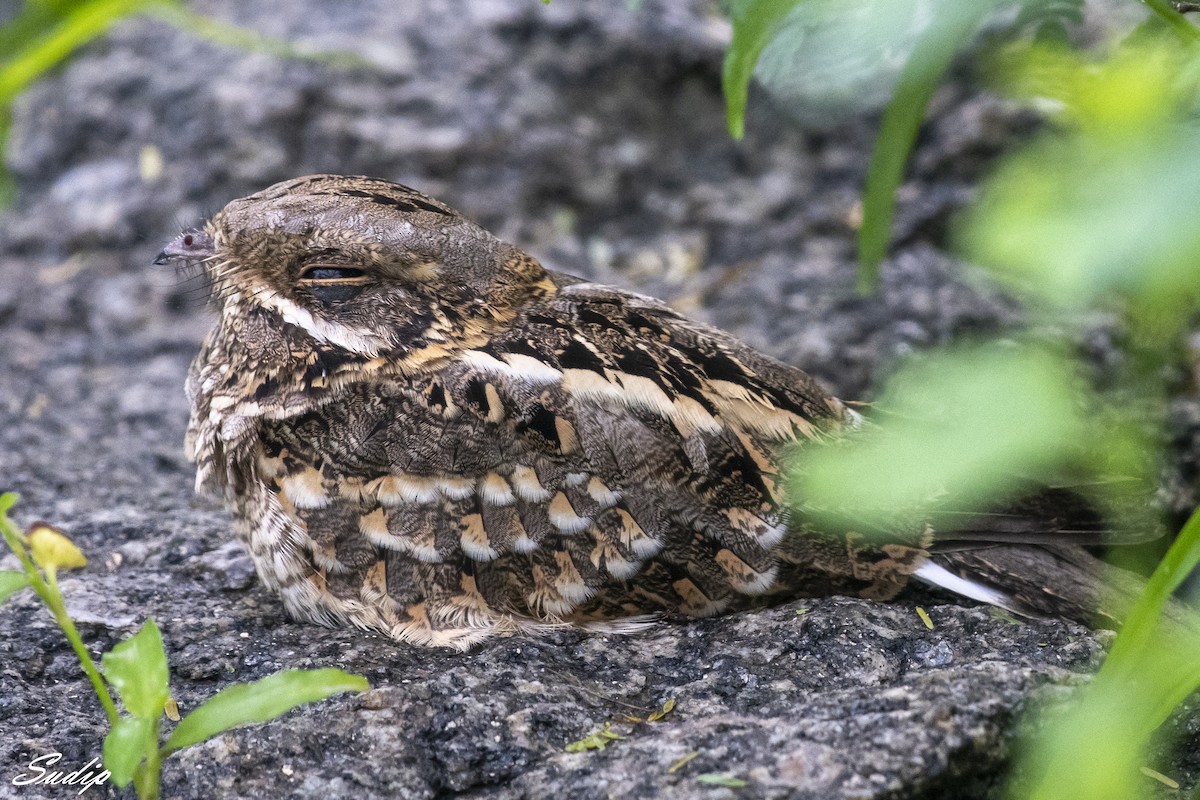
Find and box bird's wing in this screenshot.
[410,281,929,618]
[926,478,1163,548]
[260,279,878,630]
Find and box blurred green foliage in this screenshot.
[971,27,1200,800]
[0,0,179,203]
[1013,508,1200,800]
[750,4,1200,797]
[793,344,1086,531]
[0,0,355,205]
[722,0,1199,292]
[963,35,1200,328]
[5,0,1200,795]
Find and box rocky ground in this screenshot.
[1,0,1197,798]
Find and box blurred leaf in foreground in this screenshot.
[948,21,1200,800]
[959,35,1200,325]
[728,0,935,130]
[1010,508,1200,800]
[0,570,30,605]
[789,343,1083,531]
[721,0,1012,291]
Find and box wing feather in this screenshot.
[433,282,858,618]
[259,280,883,637]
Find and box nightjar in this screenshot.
[162,174,1151,648]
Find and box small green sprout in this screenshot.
[0,491,368,800]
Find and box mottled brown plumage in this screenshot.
[165,174,1156,648]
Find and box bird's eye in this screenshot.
[300,266,366,281]
[298,265,368,303]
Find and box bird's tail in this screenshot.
[917,543,1200,635]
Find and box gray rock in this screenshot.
[0,1,1195,798]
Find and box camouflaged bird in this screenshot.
[164,174,1151,649]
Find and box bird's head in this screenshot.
[159,174,554,371]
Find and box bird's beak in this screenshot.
[154,229,215,266]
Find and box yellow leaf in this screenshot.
[648,698,677,722]
[1139,766,1179,790]
[138,145,164,182]
[28,524,87,571]
[916,606,933,630]
[564,722,624,753]
[668,752,698,773]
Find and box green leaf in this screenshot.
[856,0,994,292]
[960,59,1200,324]
[162,668,368,755]
[0,570,30,605]
[0,0,180,106]
[565,721,625,753]
[1141,0,1200,43]
[101,619,170,719]
[1014,612,1200,800]
[0,491,18,517]
[722,0,805,139]
[1103,507,1200,689]
[647,697,676,722]
[102,715,156,787]
[696,772,748,788]
[957,35,1200,330]
[740,0,937,128]
[790,345,1082,530]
